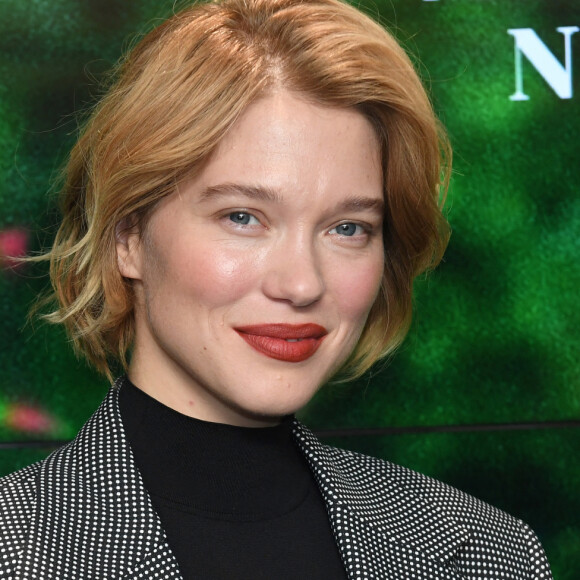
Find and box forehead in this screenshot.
[196,90,383,202]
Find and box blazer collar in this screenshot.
[292,420,471,579]
[19,383,469,580]
[19,379,181,580]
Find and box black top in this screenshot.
[118,379,348,579]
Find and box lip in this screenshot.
[234,323,328,363]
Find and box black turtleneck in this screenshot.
[118,379,347,579]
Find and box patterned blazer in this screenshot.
[0,383,552,579]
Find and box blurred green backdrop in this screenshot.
[0,0,578,576]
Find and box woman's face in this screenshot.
[117,90,384,426]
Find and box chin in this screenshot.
[233,383,321,423]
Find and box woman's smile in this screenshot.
[234,323,328,363]
[117,90,385,426]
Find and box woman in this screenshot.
[0,0,551,578]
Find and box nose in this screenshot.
[261,236,325,307]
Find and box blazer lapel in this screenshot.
[14,385,468,579]
[293,421,470,580]
[18,381,181,580]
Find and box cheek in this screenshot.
[331,258,384,323]
[157,242,262,306]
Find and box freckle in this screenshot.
[203,346,207,351]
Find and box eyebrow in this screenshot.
[199,183,283,204]
[335,196,384,214]
[199,182,384,214]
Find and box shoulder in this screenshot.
[326,444,551,578]
[0,461,41,523]
[0,462,42,575]
[327,444,515,526]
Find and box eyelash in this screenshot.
[222,210,374,239]
[227,211,261,227]
[328,222,369,238]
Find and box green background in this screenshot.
[0,0,578,576]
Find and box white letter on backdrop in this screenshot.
[508,26,579,100]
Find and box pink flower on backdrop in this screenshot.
[5,403,57,435]
[0,228,29,269]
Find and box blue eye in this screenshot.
[331,223,363,237]
[228,212,259,225]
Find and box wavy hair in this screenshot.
[41,0,450,380]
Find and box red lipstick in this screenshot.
[235,323,327,363]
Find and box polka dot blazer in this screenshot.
[0,381,552,579]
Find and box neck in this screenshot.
[118,377,310,518]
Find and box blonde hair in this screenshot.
[43,0,450,380]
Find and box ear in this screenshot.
[115,216,143,280]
